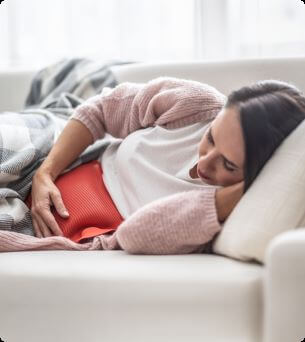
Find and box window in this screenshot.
[0,0,304,69]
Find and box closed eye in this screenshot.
[206,127,237,173]
[223,159,235,172]
[207,128,214,144]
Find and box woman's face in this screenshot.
[190,106,245,187]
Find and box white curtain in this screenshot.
[0,0,305,69]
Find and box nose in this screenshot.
[198,150,217,176]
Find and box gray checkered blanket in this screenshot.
[0,57,134,236]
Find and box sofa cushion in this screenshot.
[213,119,305,264]
[0,250,262,342]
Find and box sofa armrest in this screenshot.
[0,69,37,112]
[263,229,305,342]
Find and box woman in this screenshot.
[27,76,305,254]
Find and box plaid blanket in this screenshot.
[0,57,134,237]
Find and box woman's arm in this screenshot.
[42,76,225,178]
[37,119,93,180]
[114,187,221,255]
[113,182,244,255]
[69,76,226,142]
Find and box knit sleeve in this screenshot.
[113,187,221,255]
[69,76,226,142]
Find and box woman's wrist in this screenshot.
[34,162,58,182]
[215,181,244,223]
[215,187,230,223]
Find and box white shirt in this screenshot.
[99,121,214,219]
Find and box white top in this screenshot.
[99,122,214,219]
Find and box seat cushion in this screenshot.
[0,251,262,342]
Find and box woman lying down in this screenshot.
[1,76,305,253]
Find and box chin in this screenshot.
[202,178,217,186]
[211,179,225,186]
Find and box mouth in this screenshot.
[197,169,212,182]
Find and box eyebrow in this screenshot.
[209,127,239,169]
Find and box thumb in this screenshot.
[50,192,69,218]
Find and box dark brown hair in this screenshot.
[225,80,305,192]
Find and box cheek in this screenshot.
[220,170,244,187]
[220,174,238,187]
[212,165,230,186]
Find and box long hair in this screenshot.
[225,80,305,193]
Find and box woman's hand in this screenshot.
[215,180,245,223]
[27,119,95,238]
[30,170,69,238]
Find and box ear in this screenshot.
[189,162,199,179]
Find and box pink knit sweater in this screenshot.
[0,77,226,254]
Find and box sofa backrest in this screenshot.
[0,70,36,112]
[110,57,305,96]
[1,57,304,112]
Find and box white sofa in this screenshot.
[0,57,305,342]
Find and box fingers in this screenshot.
[40,209,65,237]
[31,203,65,238]
[33,215,53,238]
[32,211,65,238]
[32,218,43,238]
[50,191,69,218]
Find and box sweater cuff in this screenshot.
[92,232,122,250]
[69,109,105,142]
[200,186,222,235]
